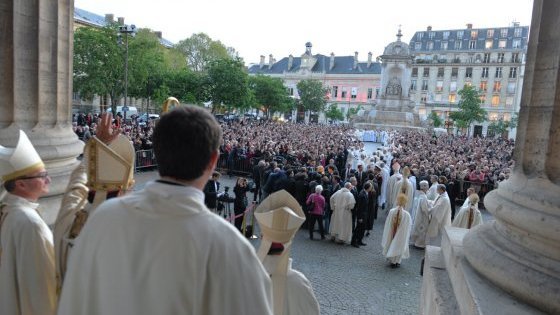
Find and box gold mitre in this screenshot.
[0,130,44,182]
[162,97,180,113]
[254,190,305,244]
[85,134,135,194]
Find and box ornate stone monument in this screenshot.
[420,1,559,314]
[0,0,83,224]
[353,28,423,130]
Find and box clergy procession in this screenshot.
[0,105,494,315]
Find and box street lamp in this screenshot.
[117,24,137,123]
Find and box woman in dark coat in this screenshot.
[233,177,250,232]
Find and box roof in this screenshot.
[248,54,381,75]
[74,7,174,48]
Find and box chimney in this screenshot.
[269,54,274,68]
[288,55,293,70]
[105,14,114,24]
[117,17,125,25]
[367,52,372,67]
[467,23,473,29]
[155,31,162,39]
[330,53,335,70]
[427,25,432,31]
[260,55,265,69]
[354,51,359,69]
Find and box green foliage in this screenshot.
[428,111,444,128]
[296,79,328,113]
[509,113,519,130]
[249,75,292,117]
[449,85,487,135]
[346,105,362,119]
[175,33,233,72]
[325,104,345,122]
[207,58,249,112]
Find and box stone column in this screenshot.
[0,0,83,223]
[463,1,560,313]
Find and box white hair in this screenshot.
[315,185,323,193]
[419,180,429,190]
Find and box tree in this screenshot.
[325,104,345,122]
[207,58,249,112]
[73,25,124,113]
[175,33,234,72]
[296,79,328,113]
[249,75,292,117]
[428,111,444,128]
[449,85,487,136]
[346,105,362,120]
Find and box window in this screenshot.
[341,87,347,98]
[436,80,443,92]
[441,41,448,50]
[288,87,294,96]
[415,42,421,50]
[500,28,508,37]
[449,94,457,103]
[427,41,434,50]
[509,67,517,78]
[437,67,444,77]
[423,68,430,77]
[499,39,507,48]
[480,94,487,103]
[487,29,495,37]
[351,87,357,99]
[481,67,489,78]
[417,32,424,40]
[367,88,373,99]
[511,52,520,63]
[422,80,428,91]
[495,67,503,78]
[450,81,457,92]
[493,81,502,92]
[428,31,435,39]
[443,31,450,40]
[410,80,417,91]
[455,40,463,50]
[491,95,500,106]
[471,30,478,39]
[507,82,516,93]
[332,86,338,98]
[483,53,491,63]
[466,67,473,78]
[480,81,488,91]
[469,40,476,49]
[514,27,522,37]
[506,96,514,107]
[485,40,493,49]
[451,67,458,77]
[497,53,505,63]
[72,92,80,100]
[513,39,522,48]
[412,67,418,77]
[421,95,427,103]
[435,93,442,102]
[489,112,499,121]
[376,88,380,97]
[457,30,464,39]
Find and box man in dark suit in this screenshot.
[355,164,366,191]
[351,182,371,248]
[342,163,353,181]
[203,171,222,213]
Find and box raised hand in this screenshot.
[96,113,120,145]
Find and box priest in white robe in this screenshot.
[394,166,415,212]
[426,184,452,246]
[452,193,483,229]
[381,193,412,268]
[426,175,439,201]
[410,181,430,249]
[385,162,402,211]
[378,162,390,207]
[329,182,356,244]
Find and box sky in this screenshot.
[75,0,534,65]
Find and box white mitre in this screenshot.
[0,130,44,182]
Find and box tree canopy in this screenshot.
[175,33,237,72]
[207,58,249,112]
[249,75,292,117]
[449,85,487,135]
[296,79,328,113]
[325,104,345,122]
[428,111,444,128]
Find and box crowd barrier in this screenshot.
[135,149,158,172]
[216,154,255,177]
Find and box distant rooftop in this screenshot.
[248,54,381,75]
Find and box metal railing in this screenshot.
[135,149,157,172]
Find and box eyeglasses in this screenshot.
[17,172,50,181]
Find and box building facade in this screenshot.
[248,43,382,122]
[409,23,529,138]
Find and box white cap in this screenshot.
[254,190,305,244]
[0,130,44,182]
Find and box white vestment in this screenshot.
[57,181,273,315]
[426,183,438,201]
[381,206,412,264]
[452,204,483,229]
[379,168,390,205]
[410,192,430,248]
[328,188,356,243]
[262,257,320,315]
[0,193,57,315]
[394,178,415,212]
[385,173,402,211]
[426,192,452,246]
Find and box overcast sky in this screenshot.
[75,0,534,65]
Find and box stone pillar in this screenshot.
[463,1,560,313]
[0,0,83,223]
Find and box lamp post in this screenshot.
[118,24,136,124]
